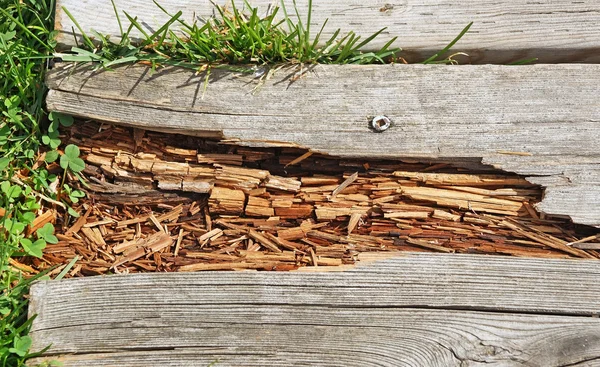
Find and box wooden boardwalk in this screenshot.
[29,253,600,366]
[31,1,600,366]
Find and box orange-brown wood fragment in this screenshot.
[384,211,431,219]
[245,196,275,217]
[209,186,245,215]
[393,171,533,187]
[197,153,243,166]
[399,186,523,215]
[112,232,173,268]
[214,165,268,192]
[331,172,359,198]
[65,205,92,236]
[80,227,107,247]
[277,227,305,241]
[28,210,56,235]
[432,209,462,222]
[248,229,282,253]
[274,205,314,219]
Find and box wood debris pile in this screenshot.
[22,122,599,277]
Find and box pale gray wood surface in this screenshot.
[55,0,600,63]
[46,63,600,226]
[28,253,600,366]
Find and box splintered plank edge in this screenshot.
[46,63,600,226]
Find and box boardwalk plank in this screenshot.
[29,253,600,366]
[55,0,600,63]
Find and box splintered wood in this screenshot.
[27,121,599,277]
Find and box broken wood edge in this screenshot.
[293,251,406,272]
[52,102,596,228]
[74,116,597,228]
[45,63,600,227]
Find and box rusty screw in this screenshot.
[371,115,391,132]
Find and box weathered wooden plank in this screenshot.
[28,309,600,366]
[29,253,600,366]
[45,63,600,226]
[55,0,600,63]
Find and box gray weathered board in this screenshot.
[55,0,600,63]
[28,253,600,367]
[46,63,600,226]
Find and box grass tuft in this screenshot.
[57,0,480,74]
[58,0,404,70]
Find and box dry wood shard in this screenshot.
[112,232,172,268]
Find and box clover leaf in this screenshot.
[49,111,74,127]
[45,149,59,163]
[20,238,46,258]
[37,223,58,244]
[60,144,85,173]
[0,157,9,171]
[8,336,32,357]
[42,129,61,149]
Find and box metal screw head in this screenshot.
[371,115,391,132]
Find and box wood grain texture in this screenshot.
[45,63,600,226]
[54,0,600,63]
[28,253,600,366]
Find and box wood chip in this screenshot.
[112,232,173,268]
[331,172,359,198]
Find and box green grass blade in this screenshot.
[61,6,95,50]
[58,54,97,62]
[422,22,473,64]
[0,7,51,50]
[291,0,305,48]
[279,0,295,33]
[70,47,103,60]
[103,55,139,68]
[153,0,195,32]
[55,256,80,280]
[110,0,124,35]
[142,10,183,47]
[353,27,386,51]
[509,57,538,65]
[335,32,359,63]
[123,11,151,40]
[309,18,328,53]
[305,0,312,51]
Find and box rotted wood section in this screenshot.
[55,0,600,63]
[28,253,600,366]
[46,63,600,226]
